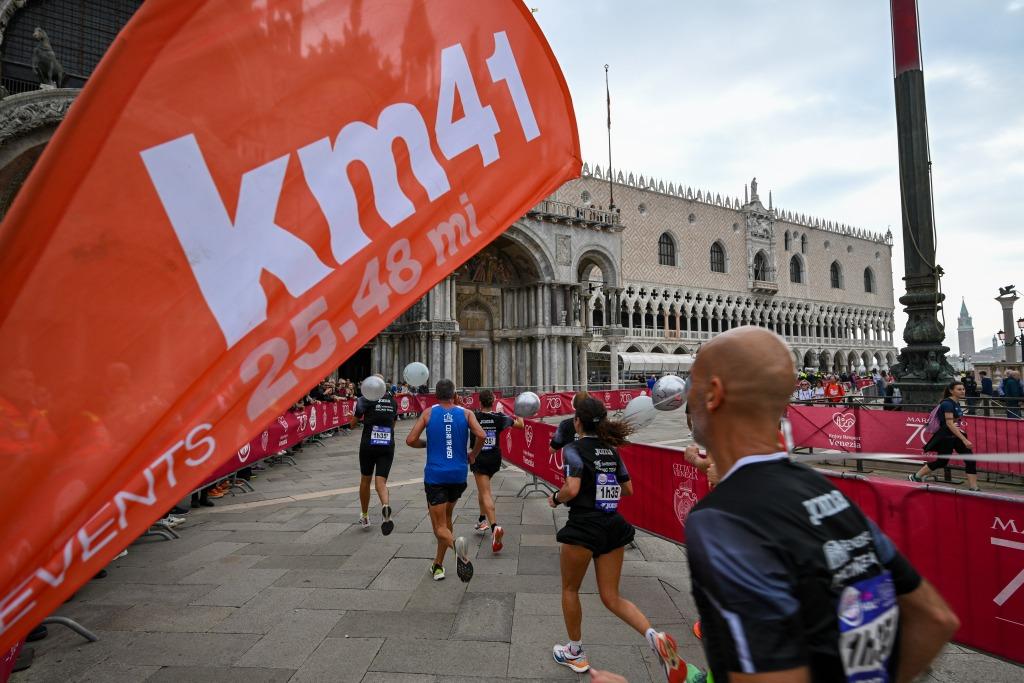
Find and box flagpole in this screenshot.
[604,64,614,210]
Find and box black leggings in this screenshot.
[927,436,976,475]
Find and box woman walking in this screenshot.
[547,397,700,682]
[909,380,980,491]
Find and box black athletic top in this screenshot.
[550,417,578,450]
[562,437,630,515]
[935,398,964,438]
[355,394,397,454]
[686,455,921,683]
[473,410,514,457]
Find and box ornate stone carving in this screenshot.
[0,88,77,144]
[555,234,571,265]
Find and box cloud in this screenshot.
[1008,1,1024,13]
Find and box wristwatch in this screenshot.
[551,492,560,506]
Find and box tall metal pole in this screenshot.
[889,0,954,405]
[604,64,615,210]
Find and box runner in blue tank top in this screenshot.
[406,379,485,582]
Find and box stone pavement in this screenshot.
[14,412,1022,682]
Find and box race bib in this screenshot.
[369,426,393,447]
[838,571,898,683]
[484,429,497,448]
[595,472,621,512]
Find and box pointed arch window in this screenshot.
[863,267,875,293]
[658,232,676,266]
[710,242,726,273]
[784,231,791,251]
[800,234,807,254]
[789,255,804,283]
[830,261,844,289]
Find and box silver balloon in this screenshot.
[403,361,430,387]
[514,391,541,417]
[360,375,387,402]
[622,395,657,429]
[652,374,687,411]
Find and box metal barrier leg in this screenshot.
[517,475,557,498]
[141,526,178,541]
[855,458,873,474]
[41,616,98,643]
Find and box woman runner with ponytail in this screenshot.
[548,397,702,682]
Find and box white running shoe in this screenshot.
[552,643,589,673]
[358,514,371,531]
[474,519,490,534]
[455,536,473,583]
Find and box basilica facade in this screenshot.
[370,167,898,391]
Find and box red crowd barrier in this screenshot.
[501,418,1024,665]
[830,475,1024,664]
[0,643,21,682]
[787,403,1024,476]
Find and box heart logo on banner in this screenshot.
[832,413,856,433]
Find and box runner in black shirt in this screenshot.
[547,398,697,682]
[472,389,523,552]
[909,381,979,491]
[549,390,589,454]
[684,327,958,683]
[351,375,398,535]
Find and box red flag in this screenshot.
[0,0,579,652]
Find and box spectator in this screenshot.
[1003,370,1022,419]
[823,375,845,404]
[962,372,979,415]
[979,370,994,397]
[646,375,657,392]
[796,379,814,402]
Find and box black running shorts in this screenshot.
[359,449,394,478]
[556,510,635,557]
[470,452,502,478]
[424,482,467,507]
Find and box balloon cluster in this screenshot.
[622,374,688,429]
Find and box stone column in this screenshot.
[542,284,551,328]
[532,337,543,389]
[430,333,441,379]
[664,306,671,337]
[605,326,624,390]
[997,292,1020,362]
[564,338,573,388]
[577,338,587,389]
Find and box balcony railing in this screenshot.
[527,199,621,229]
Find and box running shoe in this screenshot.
[908,473,922,483]
[430,563,445,581]
[454,536,474,583]
[491,525,504,553]
[650,631,705,682]
[358,514,371,531]
[552,643,589,673]
[381,505,394,536]
[474,519,490,534]
[692,621,702,640]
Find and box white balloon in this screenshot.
[404,362,430,387]
[622,396,657,429]
[514,391,541,417]
[652,374,687,411]
[361,375,387,402]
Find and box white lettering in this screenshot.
[77,504,117,562]
[803,490,851,526]
[183,423,217,467]
[298,103,451,265]
[113,468,157,529]
[34,539,74,588]
[0,575,35,633]
[992,517,1021,534]
[141,135,334,347]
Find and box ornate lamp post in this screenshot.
[888,0,956,404]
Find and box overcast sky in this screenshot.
[531,0,1023,356]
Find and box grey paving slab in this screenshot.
[370,557,433,591]
[404,570,469,613]
[370,639,510,677]
[290,637,384,683]
[176,554,265,584]
[451,592,514,642]
[506,643,579,680]
[512,612,643,647]
[102,603,236,633]
[467,557,519,575]
[299,587,413,611]
[339,541,401,573]
[169,541,251,567]
[142,666,295,683]
[296,522,350,544]
[232,542,317,556]
[466,574,563,594]
[14,630,135,683]
[209,587,316,634]
[517,545,562,576]
[72,581,219,606]
[190,569,289,607]
[634,536,687,563]
[234,608,344,669]
[329,610,455,640]
[584,643,656,682]
[273,568,378,589]
[217,530,309,544]
[251,554,349,570]
[74,662,162,682]
[361,674,436,683]
[115,631,262,667]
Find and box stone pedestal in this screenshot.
[997,292,1020,363]
[604,326,625,390]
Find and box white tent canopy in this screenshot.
[617,352,695,375]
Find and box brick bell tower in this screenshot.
[957,298,976,356]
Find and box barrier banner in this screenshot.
[501,420,710,544]
[0,642,21,683]
[0,0,579,651]
[787,404,1024,475]
[826,474,1024,665]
